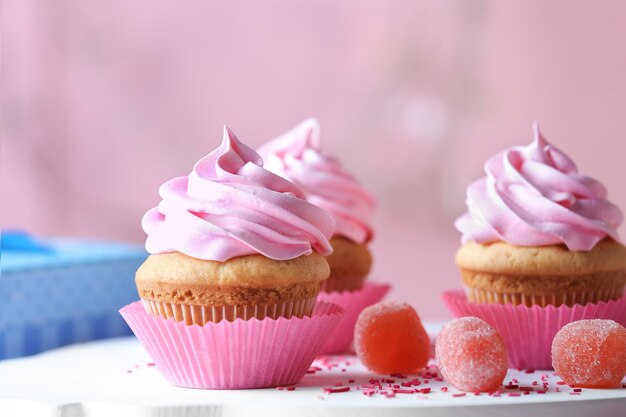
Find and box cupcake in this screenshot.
[121,126,344,389]
[258,119,388,355]
[455,123,626,307]
[136,126,335,324]
[444,123,626,369]
[258,119,376,292]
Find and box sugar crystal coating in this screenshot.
[354,301,431,374]
[551,319,626,388]
[436,317,508,392]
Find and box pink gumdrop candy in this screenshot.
[552,319,626,388]
[436,317,508,392]
[354,301,431,375]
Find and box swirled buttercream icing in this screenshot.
[258,119,375,244]
[455,123,622,251]
[142,126,335,261]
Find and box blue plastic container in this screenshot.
[0,232,147,359]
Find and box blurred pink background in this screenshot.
[4,1,626,319]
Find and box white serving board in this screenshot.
[1,334,625,417]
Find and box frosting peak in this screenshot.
[143,126,335,261]
[258,119,375,244]
[456,123,622,251]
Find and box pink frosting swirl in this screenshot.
[142,126,335,261]
[258,119,375,244]
[455,123,622,251]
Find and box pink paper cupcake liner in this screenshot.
[141,297,317,325]
[464,286,625,307]
[120,300,344,389]
[442,289,626,370]
[317,282,390,354]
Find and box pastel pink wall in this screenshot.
[4,1,626,319]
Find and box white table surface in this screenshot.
[1,326,626,417]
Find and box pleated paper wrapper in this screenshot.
[316,282,390,355]
[141,297,317,325]
[442,289,626,369]
[120,300,344,389]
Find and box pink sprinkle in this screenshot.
[146,363,155,367]
[393,389,415,394]
[473,392,481,396]
[402,379,421,386]
[287,386,296,391]
[557,381,567,385]
[422,370,439,378]
[420,388,432,394]
[505,385,519,390]
[360,384,376,389]
[511,379,519,384]
[440,387,448,392]
[532,381,538,386]
[453,393,466,398]
[276,386,285,391]
[307,365,322,373]
[435,377,444,382]
[384,379,395,383]
[423,379,430,384]
[525,369,535,374]
[323,386,350,394]
[573,388,582,393]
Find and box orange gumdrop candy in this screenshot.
[552,319,626,388]
[354,301,431,374]
[436,317,508,392]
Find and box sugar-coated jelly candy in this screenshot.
[436,316,508,392]
[354,301,431,374]
[552,319,626,388]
